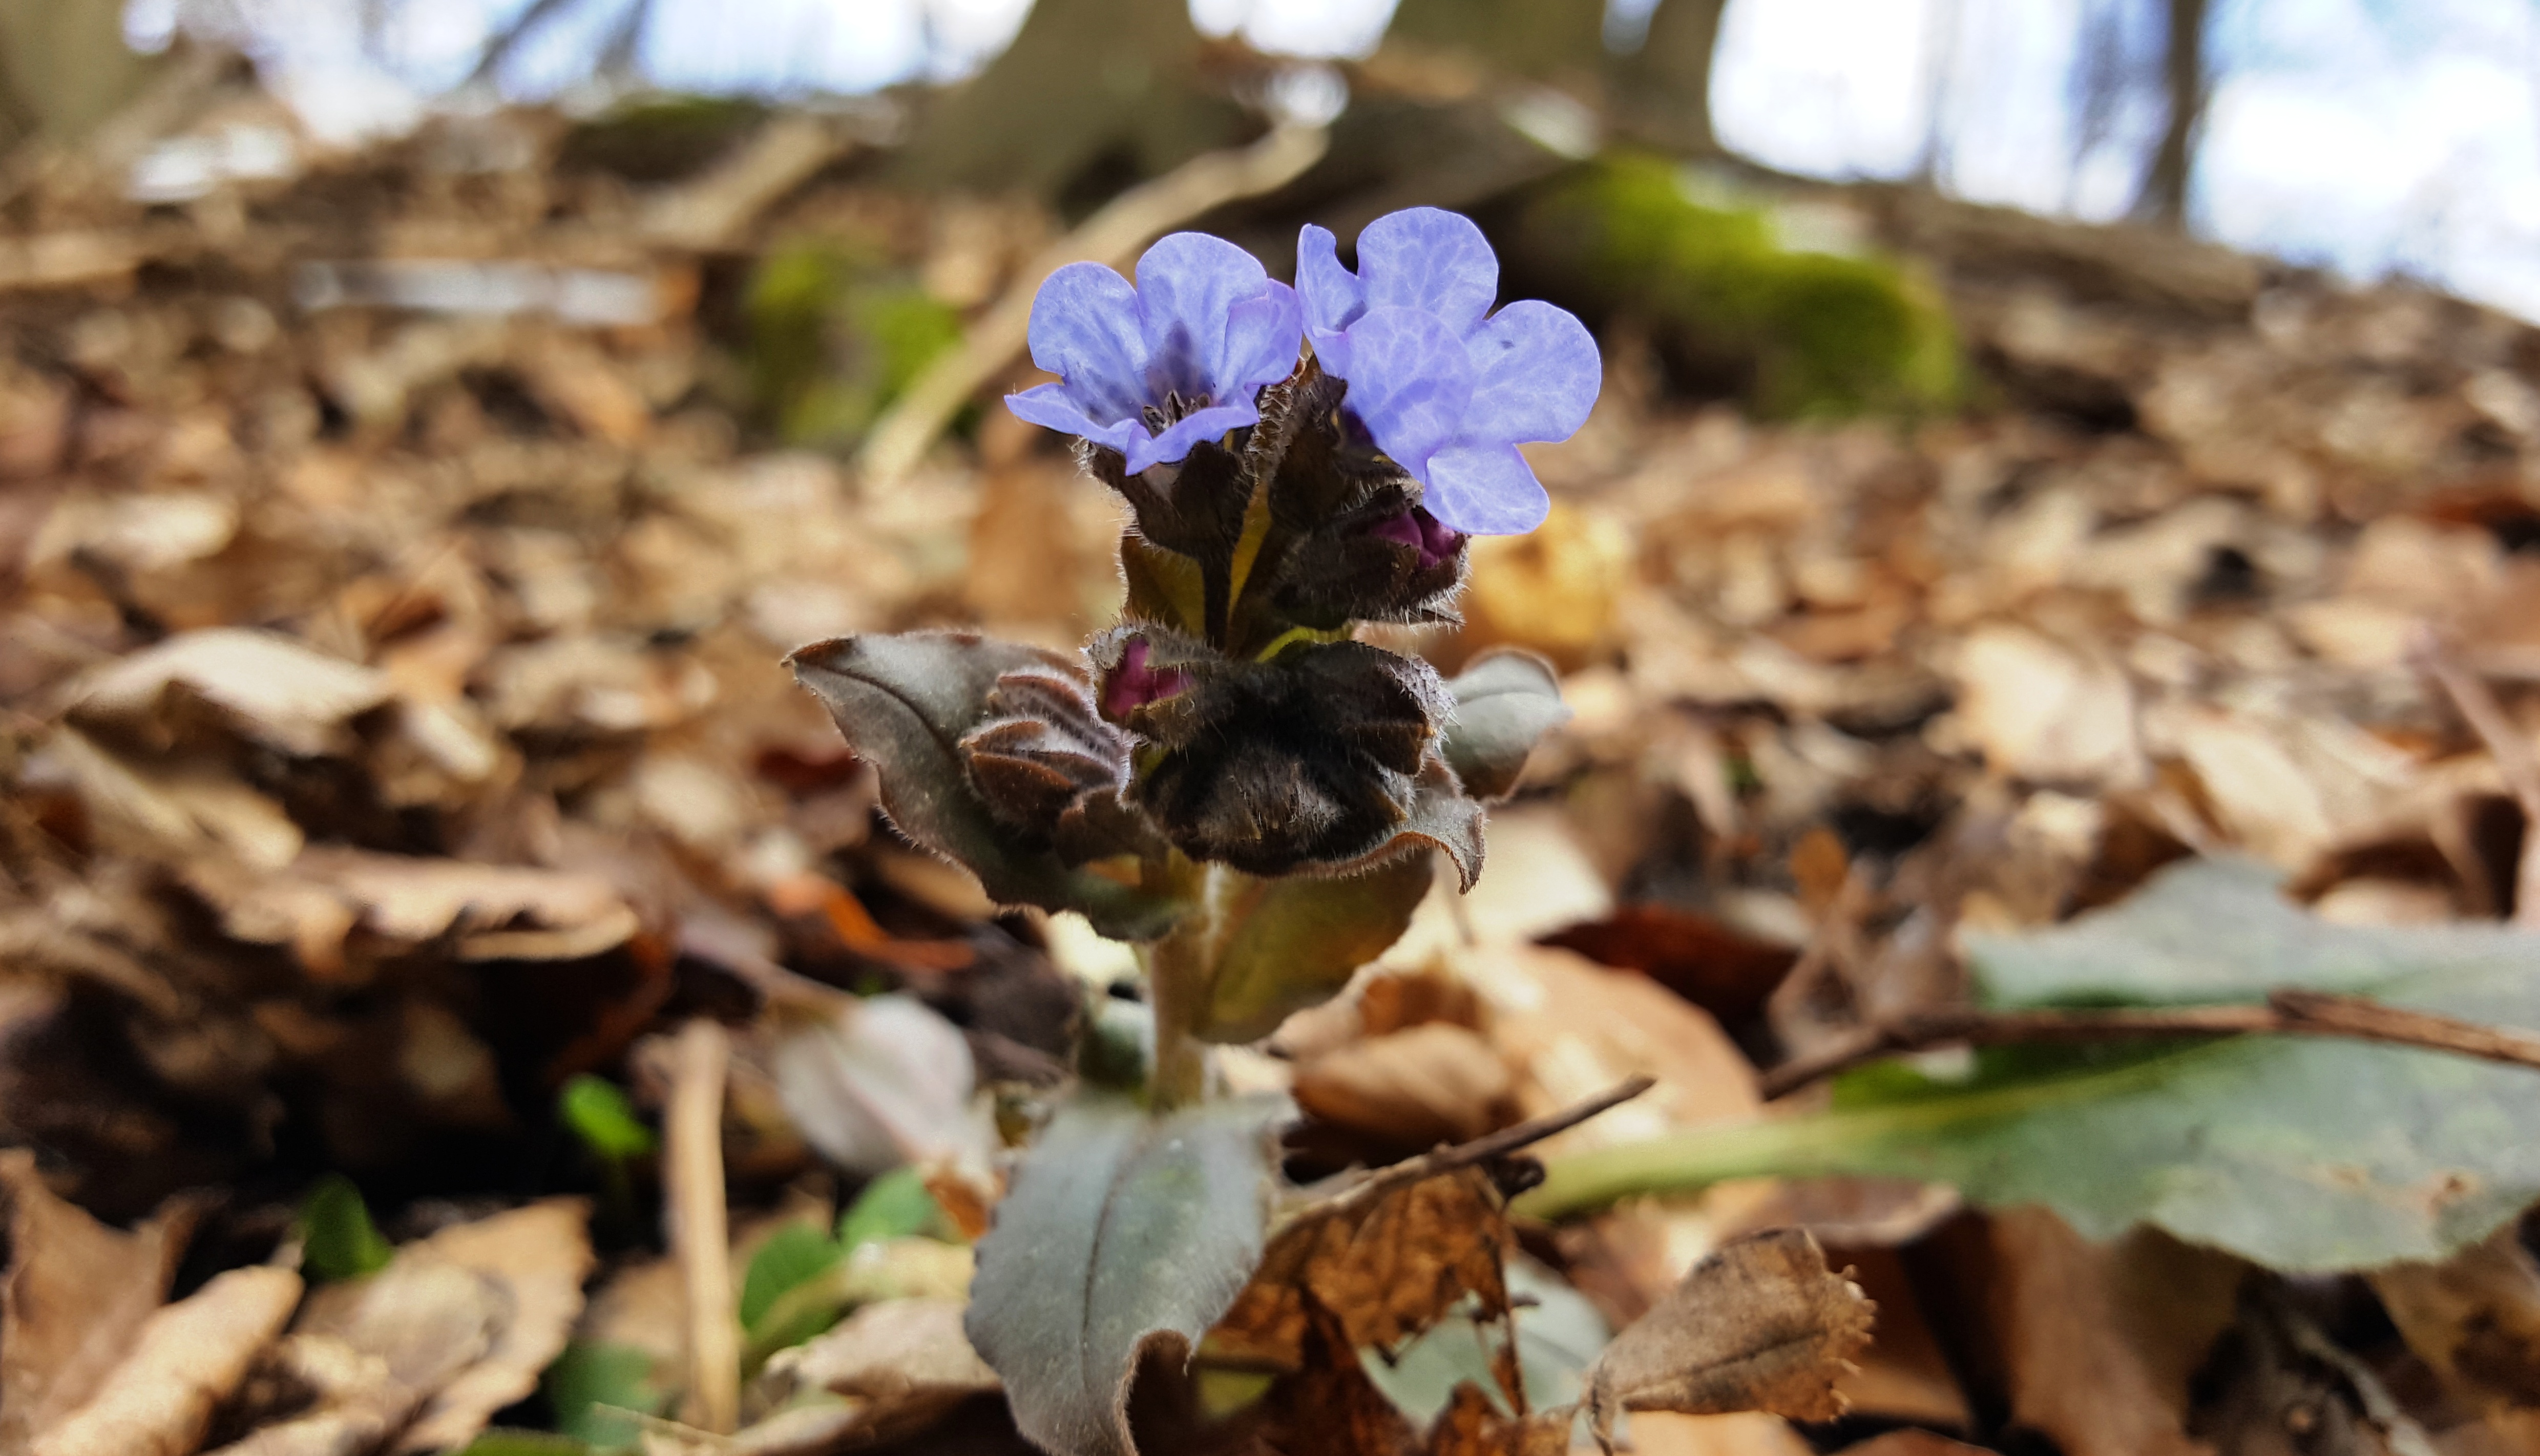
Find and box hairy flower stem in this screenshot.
[1139,931,1211,1108]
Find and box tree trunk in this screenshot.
[1611,0,1729,155]
[2134,0,2207,227]
[1382,0,1607,87]
[0,0,162,151]
[894,0,1248,209]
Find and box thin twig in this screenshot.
[1758,987,2540,1101]
[1283,1075,1656,1228]
[667,1019,739,1435]
[2419,639,2540,928]
[854,123,1330,488]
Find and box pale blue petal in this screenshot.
[1423,440,1549,536]
[1006,383,1143,454]
[1463,300,1601,443]
[1127,400,1258,473]
[1356,208,1498,334]
[1337,306,1474,475]
[1132,232,1271,404]
[1220,282,1303,398]
[1024,262,1148,421]
[1294,223,1364,344]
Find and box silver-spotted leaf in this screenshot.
[1439,650,1568,801]
[963,1092,1293,1456]
[787,633,1184,940]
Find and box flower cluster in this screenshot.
[787,207,1588,1456]
[958,207,1599,879]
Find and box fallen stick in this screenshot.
[1758,987,2540,1101]
[667,1018,739,1435]
[1281,1074,1656,1229]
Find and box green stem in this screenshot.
[1140,921,1211,1109]
[1515,1116,1866,1221]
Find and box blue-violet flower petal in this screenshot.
[1004,233,1303,471]
[1293,206,1601,536]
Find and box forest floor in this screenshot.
[6,76,2540,1456]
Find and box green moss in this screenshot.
[1520,156,1961,418]
[745,241,965,448]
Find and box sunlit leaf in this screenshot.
[964,1091,1293,1456]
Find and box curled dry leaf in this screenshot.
[181,846,641,977]
[296,1198,596,1454]
[1214,1167,1512,1373]
[0,1152,199,1452]
[2369,1224,2540,1416]
[200,1333,414,1456]
[1423,1382,1569,1456]
[1584,1229,1874,1450]
[1293,1021,1519,1149]
[68,627,393,758]
[751,1297,999,1445]
[767,992,990,1176]
[29,1264,304,1456]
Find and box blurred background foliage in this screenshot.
[0,0,2527,444]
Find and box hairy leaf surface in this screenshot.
[788,632,1184,940]
[964,1092,1292,1456]
[1439,650,1568,801]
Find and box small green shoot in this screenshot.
[299,1174,394,1283]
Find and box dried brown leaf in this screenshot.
[29,1265,304,1456]
[1292,1023,1518,1150]
[2370,1225,2540,1413]
[1982,1208,2244,1456]
[1214,1167,1510,1371]
[69,628,391,757]
[0,1152,199,1452]
[393,1200,595,1453]
[201,1333,415,1456]
[751,1297,998,1445]
[298,1200,595,1454]
[1585,1229,1874,1448]
[1423,1384,1568,1456]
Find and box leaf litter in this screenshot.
[7,46,2540,1456]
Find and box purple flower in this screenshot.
[1005,233,1303,474]
[1296,208,1600,536]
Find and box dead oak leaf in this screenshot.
[1425,1383,1568,1456]
[1216,1168,1513,1371]
[201,1333,416,1456]
[29,1265,305,1456]
[0,1151,200,1452]
[295,1199,595,1454]
[1585,1229,1874,1450]
[69,627,393,758]
[395,1200,596,1453]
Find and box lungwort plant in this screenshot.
[787,209,1600,1454]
